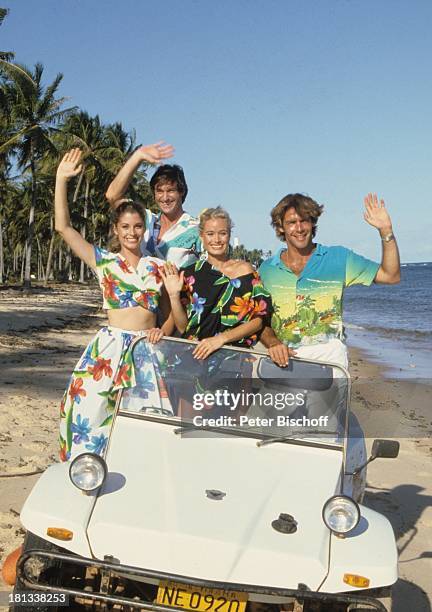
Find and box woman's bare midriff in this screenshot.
[107,306,157,331]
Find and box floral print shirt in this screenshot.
[94,246,164,312]
[180,257,273,347]
[142,210,202,268]
[259,244,379,347]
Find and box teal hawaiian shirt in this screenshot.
[142,210,202,268]
[259,244,379,347]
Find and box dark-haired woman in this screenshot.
[55,149,173,461]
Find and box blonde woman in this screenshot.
[161,207,272,359]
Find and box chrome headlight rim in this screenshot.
[322,495,360,535]
[69,452,107,493]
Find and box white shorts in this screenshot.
[294,338,348,370]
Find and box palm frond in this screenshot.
[0,7,9,25]
[0,51,14,61]
[0,60,36,90]
[0,124,37,154]
[38,73,63,116]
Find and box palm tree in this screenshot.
[0,9,35,85]
[0,62,76,290]
[0,79,17,283]
[60,116,150,281]
[61,112,108,281]
[0,180,27,282]
[0,8,14,62]
[62,113,138,281]
[103,122,154,208]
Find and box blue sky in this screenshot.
[2,0,431,262]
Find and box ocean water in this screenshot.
[344,262,432,379]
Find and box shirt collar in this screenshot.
[267,247,285,267]
[313,243,328,256]
[266,243,328,269]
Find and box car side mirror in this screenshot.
[349,439,399,476]
[371,439,400,460]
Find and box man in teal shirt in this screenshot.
[106,142,201,268]
[260,192,400,368]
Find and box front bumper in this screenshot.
[17,549,388,611]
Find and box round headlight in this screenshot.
[322,495,360,534]
[69,453,107,492]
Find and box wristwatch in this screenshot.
[381,232,395,243]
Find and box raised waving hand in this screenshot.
[106,141,175,205]
[56,148,84,180]
[136,141,175,165]
[363,193,400,284]
[55,148,95,268]
[363,193,393,232]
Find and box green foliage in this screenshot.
[0,17,156,285]
[0,8,14,62]
[231,244,268,268]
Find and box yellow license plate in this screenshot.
[157,580,248,612]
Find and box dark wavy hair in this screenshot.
[149,164,188,203]
[271,193,324,241]
[108,200,146,252]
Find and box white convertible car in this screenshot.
[13,337,399,611]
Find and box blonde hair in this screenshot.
[199,206,233,234]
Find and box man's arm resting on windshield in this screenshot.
[260,326,296,367]
[105,142,174,207]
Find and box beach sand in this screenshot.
[0,285,431,611]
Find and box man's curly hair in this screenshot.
[271,193,324,241]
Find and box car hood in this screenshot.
[87,417,343,590]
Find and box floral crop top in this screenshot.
[94,247,163,312]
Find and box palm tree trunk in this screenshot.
[79,177,90,283]
[73,168,84,204]
[20,243,26,282]
[64,246,73,281]
[23,150,36,292]
[44,217,55,286]
[35,235,45,281]
[0,215,3,283]
[13,245,19,274]
[64,247,70,280]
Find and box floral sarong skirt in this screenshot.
[59,326,143,462]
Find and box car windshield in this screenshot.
[118,337,349,446]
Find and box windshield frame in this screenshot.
[115,335,351,454]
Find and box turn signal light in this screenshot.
[46,528,73,541]
[343,574,370,588]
